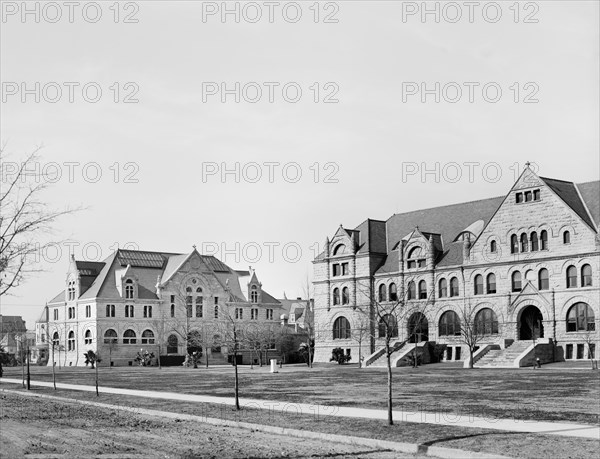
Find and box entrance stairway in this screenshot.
[476,341,532,368]
[366,341,431,367]
[366,341,407,367]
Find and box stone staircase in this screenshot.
[366,341,407,367]
[477,341,532,368]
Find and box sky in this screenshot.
[1,1,598,329]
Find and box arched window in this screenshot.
[407,281,416,300]
[389,283,397,302]
[581,264,592,287]
[418,280,427,299]
[450,277,459,297]
[68,331,75,351]
[530,232,538,251]
[333,244,346,256]
[125,279,134,299]
[490,240,497,253]
[342,287,350,305]
[540,230,548,250]
[84,329,92,345]
[167,334,178,353]
[103,329,117,344]
[52,331,59,347]
[123,329,136,345]
[378,314,398,338]
[486,273,496,294]
[439,311,460,336]
[475,308,499,335]
[512,271,522,292]
[520,233,528,252]
[474,274,483,295]
[566,265,577,288]
[250,285,258,303]
[332,288,340,305]
[141,329,155,344]
[438,278,447,298]
[510,234,518,254]
[563,231,571,244]
[566,302,595,332]
[538,268,549,290]
[407,246,426,269]
[333,316,351,340]
[378,284,387,302]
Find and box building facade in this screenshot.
[313,167,600,366]
[39,248,284,366]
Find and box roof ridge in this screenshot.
[539,176,574,185]
[386,194,503,221]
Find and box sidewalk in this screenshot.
[2,377,598,440]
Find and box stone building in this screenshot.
[312,167,599,367]
[39,248,283,366]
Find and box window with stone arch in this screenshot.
[540,230,548,250]
[486,273,496,294]
[530,232,539,251]
[332,287,340,305]
[407,246,426,269]
[566,302,595,332]
[520,233,528,252]
[474,274,484,295]
[333,244,346,256]
[407,281,416,300]
[490,240,497,253]
[141,329,155,344]
[538,268,549,290]
[125,279,134,299]
[52,331,59,347]
[167,334,178,353]
[438,278,447,298]
[450,277,459,297]
[378,284,387,302]
[563,230,571,244]
[510,234,519,254]
[418,280,427,299]
[475,308,499,335]
[250,285,258,303]
[123,329,136,345]
[439,310,461,336]
[342,287,350,305]
[581,264,592,287]
[68,331,75,351]
[333,316,351,340]
[388,283,398,302]
[511,271,522,292]
[566,265,577,288]
[378,314,398,338]
[84,329,92,345]
[103,329,117,344]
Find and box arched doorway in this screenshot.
[519,305,544,341]
[407,312,429,343]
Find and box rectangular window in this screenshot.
[576,344,584,359]
[566,344,573,359]
[516,192,523,203]
[533,189,541,201]
[407,260,416,269]
[54,309,59,320]
[455,347,461,360]
[251,308,258,320]
[266,309,273,320]
[186,296,193,318]
[196,297,203,318]
[524,191,532,202]
[85,305,91,318]
[342,263,349,275]
[332,264,340,277]
[235,308,243,320]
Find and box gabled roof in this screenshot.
[541,178,596,230]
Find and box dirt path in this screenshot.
[0,392,419,458]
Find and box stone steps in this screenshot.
[478,342,532,368]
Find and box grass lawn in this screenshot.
[3,362,599,426]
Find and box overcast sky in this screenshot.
[1,1,598,328]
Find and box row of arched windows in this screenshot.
[378,283,398,302]
[473,274,496,295]
[438,277,460,298]
[510,230,548,254]
[332,287,350,305]
[102,329,155,345]
[408,280,428,300]
[566,264,593,288]
[331,302,595,340]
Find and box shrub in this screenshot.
[330,347,351,364]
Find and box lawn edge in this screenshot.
[1,388,513,459]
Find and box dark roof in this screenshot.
[117,250,169,269]
[541,178,596,230]
[385,196,504,255]
[576,181,599,228]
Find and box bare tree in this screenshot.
[301,276,315,368]
[582,329,598,370]
[458,302,486,369]
[350,313,370,368]
[0,146,80,297]
[220,289,243,410]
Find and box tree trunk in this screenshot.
[386,340,393,426]
[468,348,474,369]
[157,344,162,369]
[95,363,99,396]
[51,346,56,390]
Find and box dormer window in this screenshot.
[125,279,134,299]
[250,285,258,303]
[407,246,425,270]
[333,244,347,256]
